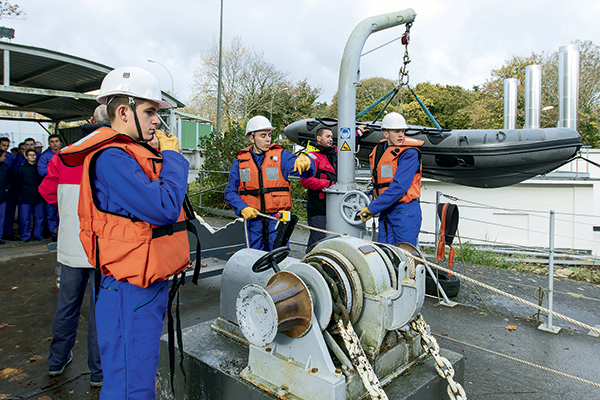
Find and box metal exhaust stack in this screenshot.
[503,78,519,129]
[558,43,579,131]
[525,65,542,129]
[327,9,416,237]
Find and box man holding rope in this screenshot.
[224,115,316,251]
[360,112,423,246]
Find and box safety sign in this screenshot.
[340,141,351,152]
[340,127,351,139]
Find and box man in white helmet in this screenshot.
[224,115,316,250]
[360,112,423,246]
[59,66,190,399]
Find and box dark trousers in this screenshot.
[3,195,15,236]
[48,265,102,381]
[18,202,44,241]
[0,201,5,240]
[307,214,327,250]
[46,203,59,238]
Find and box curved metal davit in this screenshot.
[328,9,416,237]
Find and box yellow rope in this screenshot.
[434,333,600,388]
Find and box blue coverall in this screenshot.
[91,148,189,400]
[38,148,59,239]
[367,146,422,246]
[224,147,315,251]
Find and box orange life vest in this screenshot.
[369,137,423,203]
[236,145,292,213]
[59,127,190,288]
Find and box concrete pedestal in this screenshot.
[157,321,464,400]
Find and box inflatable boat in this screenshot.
[283,118,582,188]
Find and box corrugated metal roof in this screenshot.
[174,110,212,123]
[0,42,184,122]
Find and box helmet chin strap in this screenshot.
[128,97,144,143]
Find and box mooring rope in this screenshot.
[240,211,600,335]
[434,333,600,388]
[397,249,600,336]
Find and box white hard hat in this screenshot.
[35,141,43,146]
[97,66,172,109]
[246,115,274,136]
[381,112,408,130]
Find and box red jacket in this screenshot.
[301,142,336,216]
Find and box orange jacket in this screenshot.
[236,145,292,213]
[60,127,190,288]
[369,137,423,204]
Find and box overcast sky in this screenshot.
[6,0,600,107]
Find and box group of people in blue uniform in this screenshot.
[3,60,426,400]
[226,111,423,251]
[0,134,62,244]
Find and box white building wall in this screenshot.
[0,120,51,149]
[419,178,597,254]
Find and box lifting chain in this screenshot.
[410,315,467,400]
[309,261,388,400]
[398,22,412,88]
[397,22,412,114]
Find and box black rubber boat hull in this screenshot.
[283,118,582,188]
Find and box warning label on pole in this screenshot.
[340,141,351,152]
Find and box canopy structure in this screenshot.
[0,41,183,123]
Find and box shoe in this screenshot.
[48,351,73,376]
[34,238,48,242]
[6,235,18,241]
[0,240,5,245]
[19,240,29,244]
[90,379,103,388]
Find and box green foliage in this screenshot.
[326,78,476,130]
[455,242,520,270]
[197,122,246,211]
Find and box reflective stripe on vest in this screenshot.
[369,138,423,204]
[61,127,190,288]
[236,145,292,213]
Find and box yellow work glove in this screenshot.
[241,207,258,220]
[155,130,180,152]
[293,153,311,174]
[360,207,372,222]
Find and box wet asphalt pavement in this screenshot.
[0,216,599,399]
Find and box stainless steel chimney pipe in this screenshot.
[504,78,519,129]
[558,44,579,131]
[525,65,542,129]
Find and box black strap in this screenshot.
[261,217,270,250]
[238,186,290,197]
[272,214,299,249]
[152,220,187,239]
[166,194,203,394]
[167,272,186,394]
[373,182,390,190]
[372,142,386,196]
[183,194,202,285]
[94,235,101,303]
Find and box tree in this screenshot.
[325,78,476,129]
[472,41,600,146]
[188,36,288,131]
[0,1,24,19]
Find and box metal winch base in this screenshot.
[156,321,464,400]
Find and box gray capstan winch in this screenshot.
[211,236,426,400]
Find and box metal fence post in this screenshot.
[198,171,203,208]
[539,210,561,334]
[435,191,441,252]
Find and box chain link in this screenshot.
[337,319,389,400]
[411,314,467,400]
